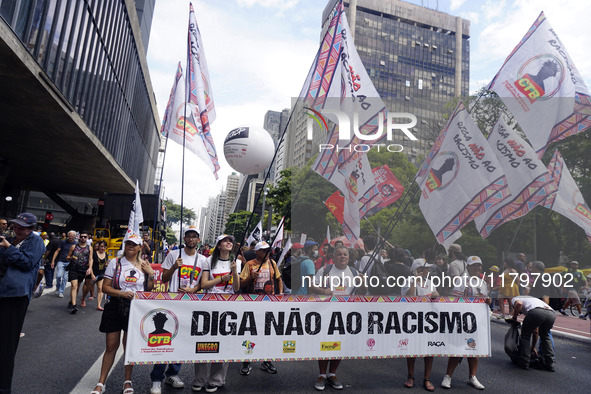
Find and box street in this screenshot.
[13,291,591,394]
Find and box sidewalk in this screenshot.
[491,308,591,344]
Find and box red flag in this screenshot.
[372,165,404,209]
[325,191,345,224]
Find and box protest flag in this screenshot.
[489,12,591,158]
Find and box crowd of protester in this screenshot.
[1,213,590,393]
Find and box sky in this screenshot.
[145,0,591,223]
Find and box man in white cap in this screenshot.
[150,225,206,394]
[239,241,282,375]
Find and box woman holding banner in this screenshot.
[191,234,241,393]
[91,234,155,394]
[405,261,439,391]
[441,256,489,390]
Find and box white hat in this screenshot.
[467,255,483,266]
[254,241,270,251]
[123,233,142,245]
[411,258,433,273]
[184,225,199,236]
[216,234,235,245]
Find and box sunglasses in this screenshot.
[80,236,87,238]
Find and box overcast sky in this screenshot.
[145,0,591,222]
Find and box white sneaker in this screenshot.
[150,381,162,394]
[441,374,452,389]
[468,376,485,390]
[165,375,185,388]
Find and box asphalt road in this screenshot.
[13,292,591,394]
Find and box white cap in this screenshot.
[216,234,235,245]
[467,255,483,266]
[123,233,142,245]
[411,258,433,273]
[254,241,270,251]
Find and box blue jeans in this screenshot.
[44,263,55,288]
[55,261,69,295]
[150,363,181,382]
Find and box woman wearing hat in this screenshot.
[191,234,240,393]
[92,234,155,394]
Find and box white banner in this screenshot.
[125,294,491,365]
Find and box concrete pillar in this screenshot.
[454,16,463,97]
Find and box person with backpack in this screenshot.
[284,243,315,295]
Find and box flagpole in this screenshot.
[152,135,170,262]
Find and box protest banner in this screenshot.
[125,294,490,364]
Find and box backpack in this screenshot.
[504,319,521,363]
[282,256,303,291]
[361,253,390,295]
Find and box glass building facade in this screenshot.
[0,0,159,191]
[322,0,470,162]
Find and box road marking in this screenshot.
[70,345,124,393]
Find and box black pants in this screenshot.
[0,296,30,393]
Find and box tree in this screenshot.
[266,168,292,229]
[165,227,177,245]
[224,211,260,243]
[163,198,196,227]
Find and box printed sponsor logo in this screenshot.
[140,309,179,349]
[283,341,296,354]
[366,338,376,351]
[398,338,409,349]
[195,342,220,354]
[320,341,341,351]
[242,340,256,354]
[427,341,445,347]
[466,338,476,349]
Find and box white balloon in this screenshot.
[223,126,275,175]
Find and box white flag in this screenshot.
[186,3,220,178]
[543,150,591,244]
[246,220,263,245]
[326,225,331,244]
[272,218,284,249]
[474,117,558,238]
[489,12,591,158]
[416,103,510,245]
[277,238,292,268]
[125,180,143,240]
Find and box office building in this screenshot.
[0,0,160,220]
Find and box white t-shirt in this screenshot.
[315,265,356,296]
[202,256,242,294]
[104,257,146,292]
[161,248,206,292]
[452,274,489,297]
[511,295,552,314]
[412,276,438,296]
